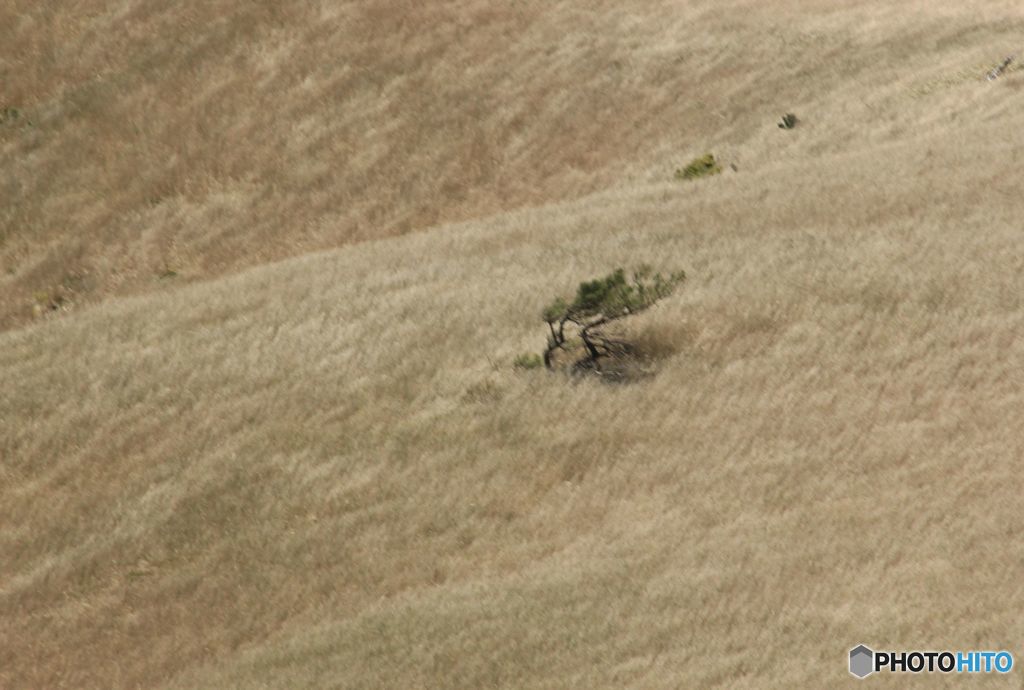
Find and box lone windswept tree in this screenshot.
[542,266,685,374]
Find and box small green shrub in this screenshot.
[675,153,721,181]
[513,353,543,370]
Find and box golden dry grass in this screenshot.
[1,0,850,330]
[4,0,1024,688]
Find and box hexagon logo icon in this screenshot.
[850,645,874,679]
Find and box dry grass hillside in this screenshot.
[4,0,1024,688]
[0,0,897,330]
[5,0,1020,332]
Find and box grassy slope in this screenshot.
[3,0,850,330]
[4,1,1024,688]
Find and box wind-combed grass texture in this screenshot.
[0,0,837,330]
[5,128,1024,688]
[4,0,1024,688]
[3,0,1021,331]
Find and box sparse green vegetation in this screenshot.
[512,352,543,370]
[675,153,721,180]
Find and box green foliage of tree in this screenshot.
[542,297,569,325]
